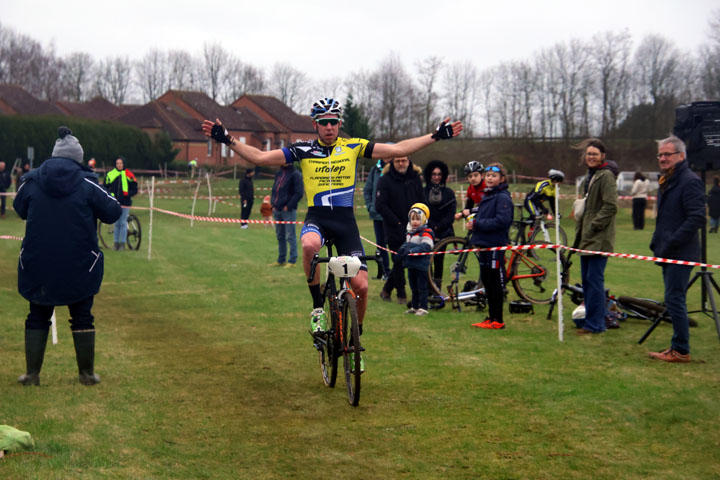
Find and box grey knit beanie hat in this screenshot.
[52,126,84,163]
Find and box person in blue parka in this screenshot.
[14,126,121,386]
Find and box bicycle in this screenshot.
[97,213,142,250]
[427,229,568,305]
[308,241,383,407]
[508,204,568,247]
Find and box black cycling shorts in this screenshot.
[302,207,367,270]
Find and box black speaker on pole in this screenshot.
[673,101,720,172]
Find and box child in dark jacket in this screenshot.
[467,162,513,329]
[398,203,434,316]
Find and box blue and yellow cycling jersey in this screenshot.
[525,179,556,215]
[282,137,375,207]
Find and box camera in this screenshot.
[674,101,720,171]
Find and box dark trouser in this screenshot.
[383,239,406,298]
[26,296,95,331]
[662,263,693,354]
[480,251,506,323]
[580,255,608,333]
[632,198,646,230]
[408,268,429,310]
[241,198,254,225]
[372,220,390,275]
[0,193,6,215]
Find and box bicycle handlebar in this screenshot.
[307,251,384,283]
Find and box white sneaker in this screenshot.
[241,224,248,229]
[415,308,429,316]
[405,308,417,314]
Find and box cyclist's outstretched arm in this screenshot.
[202,118,286,166]
[372,117,463,159]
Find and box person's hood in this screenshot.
[485,182,509,195]
[28,157,94,198]
[423,160,449,185]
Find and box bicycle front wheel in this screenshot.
[97,220,112,249]
[126,214,142,250]
[341,291,361,407]
[529,222,568,247]
[427,236,480,297]
[510,241,566,304]
[317,292,339,388]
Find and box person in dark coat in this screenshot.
[708,176,720,233]
[0,161,11,217]
[104,156,138,250]
[363,158,391,278]
[648,136,706,363]
[238,168,255,228]
[423,160,456,291]
[375,156,424,304]
[270,163,303,266]
[14,127,122,386]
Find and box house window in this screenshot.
[221,144,228,158]
[277,139,285,149]
[264,139,271,151]
[238,137,246,144]
[207,140,212,157]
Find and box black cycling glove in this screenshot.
[210,123,232,145]
[431,120,453,141]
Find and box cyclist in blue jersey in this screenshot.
[202,98,463,350]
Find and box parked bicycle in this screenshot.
[508,204,568,247]
[427,226,568,305]
[97,213,142,250]
[308,241,383,407]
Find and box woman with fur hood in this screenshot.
[423,160,456,290]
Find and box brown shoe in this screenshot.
[397,297,408,305]
[576,328,593,335]
[648,348,690,363]
[379,290,392,302]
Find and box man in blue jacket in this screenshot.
[269,163,303,267]
[14,127,122,385]
[648,135,706,363]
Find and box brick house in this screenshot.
[0,84,64,115]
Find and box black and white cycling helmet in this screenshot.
[310,98,343,119]
[464,161,484,176]
[548,169,565,182]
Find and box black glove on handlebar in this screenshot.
[431,120,453,141]
[210,124,232,145]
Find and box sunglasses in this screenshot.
[485,166,501,173]
[316,118,340,126]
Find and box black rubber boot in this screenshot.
[18,329,49,386]
[72,330,101,385]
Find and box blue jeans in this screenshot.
[114,207,129,244]
[372,220,390,275]
[408,268,429,310]
[580,255,608,333]
[662,263,693,354]
[274,209,298,264]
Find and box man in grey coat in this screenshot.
[648,135,706,363]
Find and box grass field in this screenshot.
[1,178,719,479]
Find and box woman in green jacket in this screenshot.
[573,138,618,334]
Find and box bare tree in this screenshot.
[61,52,95,101]
[591,30,632,136]
[372,53,417,139]
[94,56,132,104]
[167,49,199,91]
[443,61,478,135]
[269,62,307,112]
[135,49,168,102]
[633,34,683,105]
[415,56,443,133]
[698,9,720,100]
[202,42,229,102]
[477,68,495,137]
[221,57,266,104]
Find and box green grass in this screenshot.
[1,179,720,479]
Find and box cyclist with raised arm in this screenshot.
[524,169,564,222]
[202,98,463,362]
[454,161,486,221]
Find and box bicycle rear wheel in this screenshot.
[341,291,361,407]
[510,241,565,304]
[126,214,142,250]
[427,236,480,297]
[317,293,339,388]
[97,220,112,249]
[529,222,568,246]
[617,296,666,319]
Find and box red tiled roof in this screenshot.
[0,84,64,116]
[117,101,207,141]
[55,97,126,121]
[240,94,315,133]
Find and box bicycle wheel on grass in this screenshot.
[510,241,566,304]
[427,236,481,297]
[317,293,338,388]
[126,214,142,250]
[341,291,362,407]
[97,220,113,249]
[528,222,567,247]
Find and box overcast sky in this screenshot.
[2,0,718,81]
